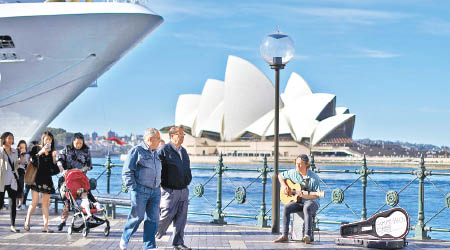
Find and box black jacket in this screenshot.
[158,143,192,189]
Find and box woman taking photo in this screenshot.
[0,132,20,232]
[56,132,93,231]
[16,140,29,210]
[24,131,59,233]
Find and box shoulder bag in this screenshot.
[24,160,38,185]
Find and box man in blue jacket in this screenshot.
[156,126,192,250]
[120,128,161,250]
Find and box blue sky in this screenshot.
[50,0,450,146]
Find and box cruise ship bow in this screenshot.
[0,0,163,142]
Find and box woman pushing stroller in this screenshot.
[56,133,93,231]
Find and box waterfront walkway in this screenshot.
[0,208,449,249]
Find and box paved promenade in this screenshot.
[0,208,449,249]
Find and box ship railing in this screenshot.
[87,153,450,240]
[39,0,148,5]
[104,0,148,5]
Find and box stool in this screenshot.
[291,212,317,242]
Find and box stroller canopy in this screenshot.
[65,169,90,200]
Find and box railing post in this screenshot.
[414,155,429,239]
[212,153,226,224]
[310,152,316,172]
[360,154,368,220]
[106,152,112,194]
[257,155,269,227]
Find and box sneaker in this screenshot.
[273,234,289,243]
[155,232,164,239]
[303,235,311,244]
[119,239,128,250]
[173,245,191,250]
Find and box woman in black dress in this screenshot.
[24,131,59,233]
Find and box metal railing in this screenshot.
[310,154,450,240]
[89,153,450,240]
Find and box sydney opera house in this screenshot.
[172,55,356,158]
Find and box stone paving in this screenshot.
[0,207,449,249]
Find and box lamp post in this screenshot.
[260,30,294,233]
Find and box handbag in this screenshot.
[24,161,38,185]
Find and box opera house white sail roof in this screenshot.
[175,55,355,146]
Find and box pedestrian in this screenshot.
[23,141,39,208]
[120,128,162,250]
[273,154,321,244]
[0,132,20,232]
[56,132,93,231]
[16,140,29,210]
[156,126,192,250]
[24,131,60,233]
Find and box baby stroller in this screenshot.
[63,169,110,237]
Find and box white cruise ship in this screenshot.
[0,0,163,142]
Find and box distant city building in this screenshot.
[106,129,116,139]
[175,55,355,146]
[91,131,98,141]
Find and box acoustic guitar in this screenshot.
[280,179,325,205]
[340,207,410,239]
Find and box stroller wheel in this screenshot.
[104,226,110,237]
[82,227,89,237]
[67,226,72,235]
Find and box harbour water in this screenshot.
[81,157,450,241]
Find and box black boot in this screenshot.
[57,221,66,231]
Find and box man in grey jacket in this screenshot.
[120,128,161,250]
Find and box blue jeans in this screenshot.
[121,185,161,249]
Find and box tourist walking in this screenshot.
[16,140,29,210]
[56,132,93,231]
[22,141,39,208]
[24,131,59,233]
[120,128,162,250]
[156,126,192,250]
[0,132,20,232]
[273,154,321,244]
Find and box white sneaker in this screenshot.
[303,235,311,244]
[119,239,128,250]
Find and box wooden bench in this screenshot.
[94,194,131,219]
[51,193,131,219]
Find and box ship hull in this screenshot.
[0,2,163,142]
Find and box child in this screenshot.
[76,188,103,218]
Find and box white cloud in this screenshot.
[241,4,412,25]
[359,48,400,58]
[172,33,255,52]
[149,0,230,19]
[418,107,450,113]
[294,55,309,60]
[420,20,450,36]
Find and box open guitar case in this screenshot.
[335,207,410,249]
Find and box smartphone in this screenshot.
[44,143,51,150]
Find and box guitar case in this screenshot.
[335,207,410,249]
